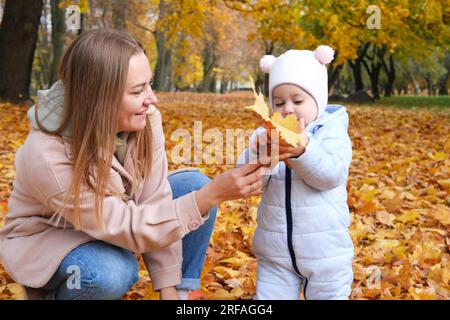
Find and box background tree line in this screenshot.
[0,0,448,104]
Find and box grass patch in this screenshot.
[377,96,450,110]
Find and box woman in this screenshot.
[0,29,264,300]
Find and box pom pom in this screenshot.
[260,55,276,73]
[313,45,335,65]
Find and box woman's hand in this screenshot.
[195,163,264,215]
[160,286,180,300]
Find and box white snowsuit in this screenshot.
[237,105,354,300]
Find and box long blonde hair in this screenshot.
[36,29,153,230]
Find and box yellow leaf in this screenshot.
[362,188,380,202]
[437,179,450,189]
[443,266,450,286]
[270,112,303,147]
[204,288,236,300]
[225,278,243,289]
[426,185,437,195]
[240,226,255,237]
[392,245,408,259]
[376,211,396,226]
[374,239,399,250]
[429,205,450,226]
[408,287,437,300]
[245,79,305,148]
[138,270,149,278]
[218,257,244,267]
[245,78,270,121]
[419,227,446,236]
[230,287,245,297]
[397,210,421,223]
[270,112,300,134]
[428,151,448,161]
[428,264,443,283]
[400,192,417,201]
[0,284,24,300]
[213,266,241,278]
[246,206,258,222]
[409,241,442,266]
[379,189,396,200]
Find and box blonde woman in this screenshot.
[0,29,264,300]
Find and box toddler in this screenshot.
[238,46,354,300]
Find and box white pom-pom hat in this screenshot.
[260,55,276,73]
[260,45,334,118]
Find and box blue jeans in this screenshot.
[40,170,217,299]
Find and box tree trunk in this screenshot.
[348,42,370,93]
[328,64,343,94]
[424,76,433,96]
[327,50,342,93]
[77,12,84,35]
[220,79,229,94]
[362,44,384,100]
[370,63,381,99]
[155,37,172,91]
[209,75,217,93]
[406,68,420,95]
[255,73,264,94]
[262,40,273,96]
[112,0,127,30]
[382,54,396,97]
[198,43,217,93]
[0,0,43,103]
[438,52,449,95]
[154,0,172,92]
[49,0,65,86]
[438,70,449,95]
[349,60,364,92]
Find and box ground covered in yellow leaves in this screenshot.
[0,92,449,300]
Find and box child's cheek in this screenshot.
[293,109,305,122]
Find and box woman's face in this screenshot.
[272,84,318,126]
[117,52,158,132]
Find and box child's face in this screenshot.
[272,84,318,125]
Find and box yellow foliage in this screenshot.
[0,94,449,300]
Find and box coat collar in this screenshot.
[61,136,135,185]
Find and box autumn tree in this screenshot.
[224,0,449,98]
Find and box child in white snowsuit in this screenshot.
[238,46,354,300]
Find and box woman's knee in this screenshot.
[90,247,139,299]
[168,170,212,198]
[59,242,139,300]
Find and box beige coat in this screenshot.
[0,107,207,296]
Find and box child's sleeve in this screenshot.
[287,111,352,191]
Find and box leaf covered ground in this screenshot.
[0,92,449,300]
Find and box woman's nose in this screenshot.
[144,88,158,106]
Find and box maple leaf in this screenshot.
[245,78,307,148]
